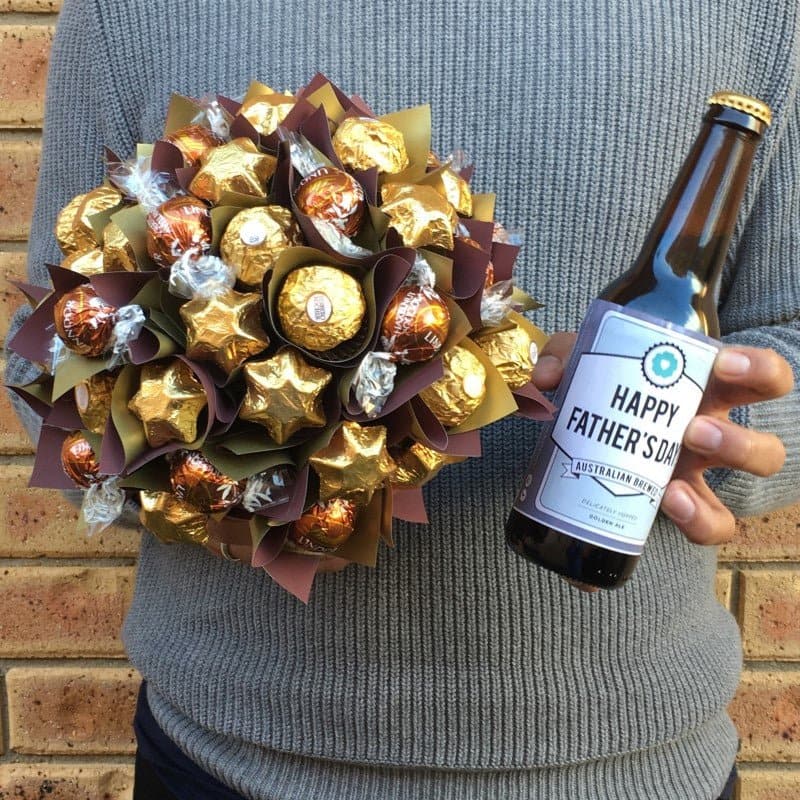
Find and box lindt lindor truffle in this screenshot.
[179,288,270,376]
[102,221,137,272]
[419,344,487,427]
[163,124,224,167]
[74,371,117,434]
[277,265,366,352]
[380,284,451,364]
[473,324,538,390]
[220,206,302,288]
[240,349,332,444]
[239,91,296,136]
[62,248,105,277]
[286,498,358,553]
[309,421,395,504]
[146,196,213,268]
[169,450,243,512]
[241,465,296,513]
[189,137,277,203]
[295,166,366,238]
[61,431,102,488]
[139,490,210,546]
[55,186,122,256]
[128,359,208,447]
[332,116,409,175]
[54,285,119,357]
[390,441,465,488]
[381,183,458,250]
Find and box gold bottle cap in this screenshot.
[707,91,772,127]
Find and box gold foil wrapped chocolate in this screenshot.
[163,124,223,167]
[179,288,270,376]
[419,345,487,427]
[332,116,409,175]
[74,371,117,434]
[102,221,137,272]
[381,184,458,250]
[438,167,473,217]
[55,186,122,256]
[240,349,332,444]
[60,431,102,488]
[239,92,296,136]
[473,324,538,390]
[277,265,366,352]
[220,206,302,288]
[380,284,451,364]
[390,441,466,488]
[128,359,208,447]
[146,196,213,268]
[138,490,209,546]
[295,166,366,238]
[189,137,277,203]
[286,498,358,554]
[62,248,105,277]
[54,285,119,357]
[309,421,395,504]
[169,450,243,512]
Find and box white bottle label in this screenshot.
[513,300,719,555]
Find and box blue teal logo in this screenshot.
[643,343,685,388]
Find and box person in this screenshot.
[6,1,798,798]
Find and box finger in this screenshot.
[660,476,736,545]
[701,347,794,413]
[534,331,578,390]
[683,415,787,476]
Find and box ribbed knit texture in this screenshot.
[5,1,800,798]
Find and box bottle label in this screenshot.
[513,300,719,555]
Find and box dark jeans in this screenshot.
[133,682,739,800]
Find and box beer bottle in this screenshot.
[506,92,771,589]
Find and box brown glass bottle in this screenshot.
[506,92,770,589]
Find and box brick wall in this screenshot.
[0,4,798,799]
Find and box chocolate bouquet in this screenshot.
[7,74,553,601]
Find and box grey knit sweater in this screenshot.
[6,1,800,798]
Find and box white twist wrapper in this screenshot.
[106,154,174,213]
[192,96,232,141]
[480,279,518,327]
[81,477,126,536]
[353,351,397,418]
[108,304,146,368]
[168,253,237,300]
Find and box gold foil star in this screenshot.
[128,359,208,447]
[240,349,332,444]
[309,421,396,505]
[180,288,270,376]
[189,137,277,203]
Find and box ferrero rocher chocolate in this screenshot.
[54,285,119,357]
[220,206,302,287]
[138,490,209,546]
[240,349,332,444]
[128,359,208,447]
[189,137,277,203]
[380,284,451,364]
[239,92,296,136]
[294,166,366,238]
[146,196,212,268]
[332,116,409,175]
[390,441,466,488]
[419,345,487,427]
[102,221,137,272]
[60,431,101,488]
[179,288,270,376]
[75,371,117,434]
[55,186,122,256]
[163,124,224,167]
[62,248,105,277]
[277,265,366,352]
[438,167,473,217]
[169,450,243,512]
[381,183,458,250]
[473,324,538,390]
[309,421,396,504]
[286,498,358,554]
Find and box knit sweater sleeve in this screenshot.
[3,0,137,444]
[713,86,800,517]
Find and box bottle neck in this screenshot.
[601,107,763,335]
